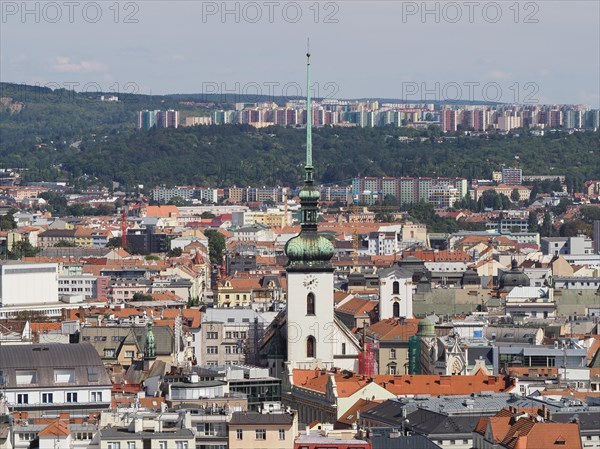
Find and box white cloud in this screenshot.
[51,56,106,73]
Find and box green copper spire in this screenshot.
[305,47,313,172]
[144,318,156,360]
[284,47,334,272]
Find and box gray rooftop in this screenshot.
[368,428,442,449]
[0,343,111,388]
[100,428,194,440]
[229,411,294,425]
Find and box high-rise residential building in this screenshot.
[502,168,523,186]
[594,220,600,255]
[462,110,475,130]
[497,113,522,131]
[137,110,178,129]
[353,176,468,206]
[585,109,600,129]
[137,110,159,130]
[563,109,583,129]
[549,109,563,127]
[156,109,179,128]
[441,109,458,132]
[473,109,489,131]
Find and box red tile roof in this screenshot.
[38,420,70,437]
[292,368,513,398]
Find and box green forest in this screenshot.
[1,82,598,190]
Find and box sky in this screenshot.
[1,1,599,106]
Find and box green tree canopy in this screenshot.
[205,230,226,265]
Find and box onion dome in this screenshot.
[499,259,530,291]
[416,317,436,338]
[285,232,334,270]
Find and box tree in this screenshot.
[529,184,538,204]
[0,210,16,230]
[528,211,539,233]
[581,206,600,223]
[500,194,511,210]
[559,219,591,238]
[382,194,397,207]
[200,212,216,219]
[167,247,183,257]
[187,296,201,307]
[132,292,154,301]
[106,236,122,248]
[167,196,188,206]
[54,239,76,247]
[541,211,553,237]
[511,188,520,203]
[479,190,502,210]
[205,230,226,265]
[8,240,40,259]
[459,194,478,212]
[553,198,573,216]
[406,202,459,233]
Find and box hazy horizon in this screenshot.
[1,1,599,107]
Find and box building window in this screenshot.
[389,365,397,375]
[279,429,286,440]
[159,442,167,449]
[307,293,315,315]
[256,429,266,440]
[175,442,188,449]
[42,393,53,404]
[393,281,400,295]
[207,332,218,339]
[393,301,400,318]
[87,366,99,382]
[390,349,396,359]
[236,429,243,440]
[91,391,103,402]
[66,392,78,403]
[127,442,136,449]
[341,343,346,355]
[104,349,116,358]
[17,394,28,404]
[54,369,76,383]
[207,346,218,354]
[307,336,316,358]
[108,443,121,449]
[19,432,36,441]
[15,370,37,385]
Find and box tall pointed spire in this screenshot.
[305,40,313,174]
[284,46,334,272]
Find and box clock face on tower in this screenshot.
[303,274,319,289]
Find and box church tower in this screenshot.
[284,50,336,371]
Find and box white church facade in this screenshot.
[283,51,360,375]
